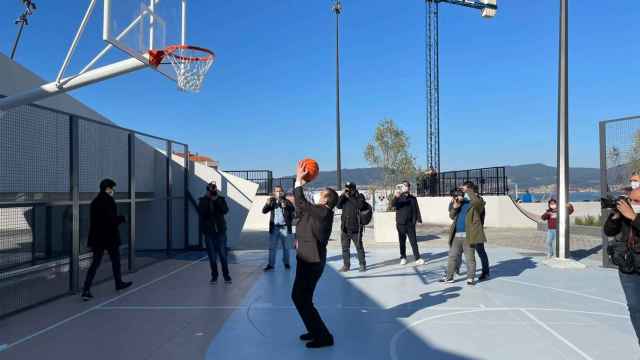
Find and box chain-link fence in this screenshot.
[599,115,640,267]
[0,100,190,317]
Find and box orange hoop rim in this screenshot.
[148,45,215,67]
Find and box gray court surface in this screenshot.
[0,246,638,360]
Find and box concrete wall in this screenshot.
[242,195,271,232]
[518,202,601,224]
[416,195,538,229]
[188,160,260,248]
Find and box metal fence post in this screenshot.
[184,145,190,249]
[70,116,80,293]
[599,121,609,267]
[166,141,173,255]
[128,133,136,272]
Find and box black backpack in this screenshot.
[359,201,373,226]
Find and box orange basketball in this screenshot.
[301,158,319,182]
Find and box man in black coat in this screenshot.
[82,179,132,301]
[262,185,295,271]
[337,182,367,272]
[199,181,232,284]
[291,161,338,349]
[390,181,424,266]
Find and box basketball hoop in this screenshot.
[148,45,215,92]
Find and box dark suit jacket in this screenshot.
[337,192,365,232]
[391,193,423,226]
[88,192,125,248]
[294,186,334,263]
[198,195,229,235]
[262,197,295,234]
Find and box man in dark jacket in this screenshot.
[291,161,338,349]
[337,182,367,272]
[82,179,132,301]
[199,181,231,284]
[603,176,640,345]
[262,185,295,271]
[390,181,424,266]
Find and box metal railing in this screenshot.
[225,170,295,195]
[417,166,508,197]
[0,97,191,317]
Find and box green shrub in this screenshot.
[575,215,602,226]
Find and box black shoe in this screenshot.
[284,264,291,270]
[478,273,490,282]
[115,281,132,291]
[81,291,93,301]
[438,277,454,283]
[339,266,350,273]
[224,277,232,284]
[306,336,334,348]
[299,333,314,341]
[210,277,218,284]
[263,265,274,272]
[359,265,367,272]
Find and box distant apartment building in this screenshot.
[175,152,219,170]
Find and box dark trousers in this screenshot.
[397,224,421,260]
[474,243,490,276]
[455,243,490,276]
[341,228,366,268]
[83,245,123,292]
[205,232,230,280]
[291,258,332,339]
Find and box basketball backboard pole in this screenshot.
[0,58,148,111]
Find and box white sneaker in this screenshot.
[415,259,425,266]
[400,258,407,265]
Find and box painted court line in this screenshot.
[521,309,594,360]
[388,307,628,360]
[0,256,207,353]
[497,278,627,307]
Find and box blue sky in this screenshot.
[2,1,639,176]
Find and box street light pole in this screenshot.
[556,0,570,259]
[10,1,37,60]
[333,0,342,190]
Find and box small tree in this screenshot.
[364,118,417,191]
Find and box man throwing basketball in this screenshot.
[291,160,338,349]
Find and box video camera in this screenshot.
[600,194,628,210]
[450,188,465,198]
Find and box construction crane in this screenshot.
[425,0,496,172]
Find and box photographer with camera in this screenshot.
[391,181,424,266]
[199,181,231,284]
[337,182,368,272]
[603,175,640,274]
[603,174,640,344]
[541,199,574,258]
[262,186,295,271]
[440,181,488,285]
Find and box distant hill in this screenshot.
[289,163,602,190]
[505,163,600,189]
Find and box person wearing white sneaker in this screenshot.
[391,181,424,265]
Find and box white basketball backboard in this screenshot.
[103,0,187,81]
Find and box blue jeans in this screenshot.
[268,226,290,267]
[546,230,557,257]
[205,232,230,280]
